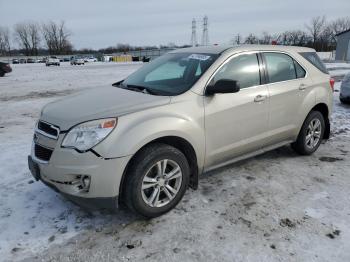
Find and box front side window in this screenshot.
[263,53,297,83]
[122,53,218,95]
[211,53,260,89]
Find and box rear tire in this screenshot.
[123,143,190,218]
[0,70,5,77]
[292,111,325,155]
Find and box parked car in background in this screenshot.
[84,56,97,62]
[0,62,12,77]
[340,72,350,104]
[19,58,26,64]
[38,58,46,63]
[63,57,70,62]
[27,58,35,63]
[46,56,60,66]
[28,45,333,218]
[71,56,85,65]
[142,56,150,62]
[12,59,19,64]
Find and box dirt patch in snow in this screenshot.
[0,89,75,102]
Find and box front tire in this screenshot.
[123,143,190,218]
[292,111,325,155]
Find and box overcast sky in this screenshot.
[1,0,349,49]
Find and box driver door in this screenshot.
[204,52,270,168]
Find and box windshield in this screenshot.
[121,52,219,95]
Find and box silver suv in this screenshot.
[28,45,333,217]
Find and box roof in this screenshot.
[171,44,315,55]
[336,28,350,36]
[170,45,232,54]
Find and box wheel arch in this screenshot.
[118,136,199,205]
[311,103,330,139]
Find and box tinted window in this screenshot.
[299,52,328,74]
[212,54,260,89]
[264,53,296,83]
[294,60,306,78]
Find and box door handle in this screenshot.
[254,95,267,102]
[299,83,307,91]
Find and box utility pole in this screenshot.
[235,34,241,45]
[201,16,209,46]
[191,19,197,47]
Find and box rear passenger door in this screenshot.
[262,52,312,145]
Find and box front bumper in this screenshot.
[340,86,350,102]
[29,144,132,209]
[340,93,350,102]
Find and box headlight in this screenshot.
[62,118,117,152]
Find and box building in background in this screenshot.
[335,29,350,61]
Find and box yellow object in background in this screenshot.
[112,55,132,62]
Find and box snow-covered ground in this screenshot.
[325,63,350,80]
[0,62,350,262]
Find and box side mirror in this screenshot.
[206,79,240,95]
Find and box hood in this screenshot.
[41,85,171,131]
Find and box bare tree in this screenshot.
[0,26,11,55]
[116,43,131,52]
[279,30,308,46]
[14,22,40,55]
[259,32,272,44]
[244,33,259,44]
[42,21,72,55]
[305,16,326,47]
[327,17,350,46]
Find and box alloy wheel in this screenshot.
[305,118,322,150]
[141,159,183,208]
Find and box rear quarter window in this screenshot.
[299,52,328,74]
[294,60,306,78]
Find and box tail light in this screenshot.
[329,78,335,92]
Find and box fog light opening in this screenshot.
[79,175,91,192]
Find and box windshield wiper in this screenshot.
[122,84,158,95]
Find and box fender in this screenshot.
[93,102,206,171]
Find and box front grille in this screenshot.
[37,121,59,138]
[34,144,53,162]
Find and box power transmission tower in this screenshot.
[201,16,209,46]
[191,19,197,47]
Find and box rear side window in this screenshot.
[212,53,260,89]
[263,53,296,83]
[299,52,328,74]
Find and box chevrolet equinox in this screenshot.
[28,45,333,217]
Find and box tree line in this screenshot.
[0,21,72,56]
[0,15,349,57]
[234,16,350,51]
